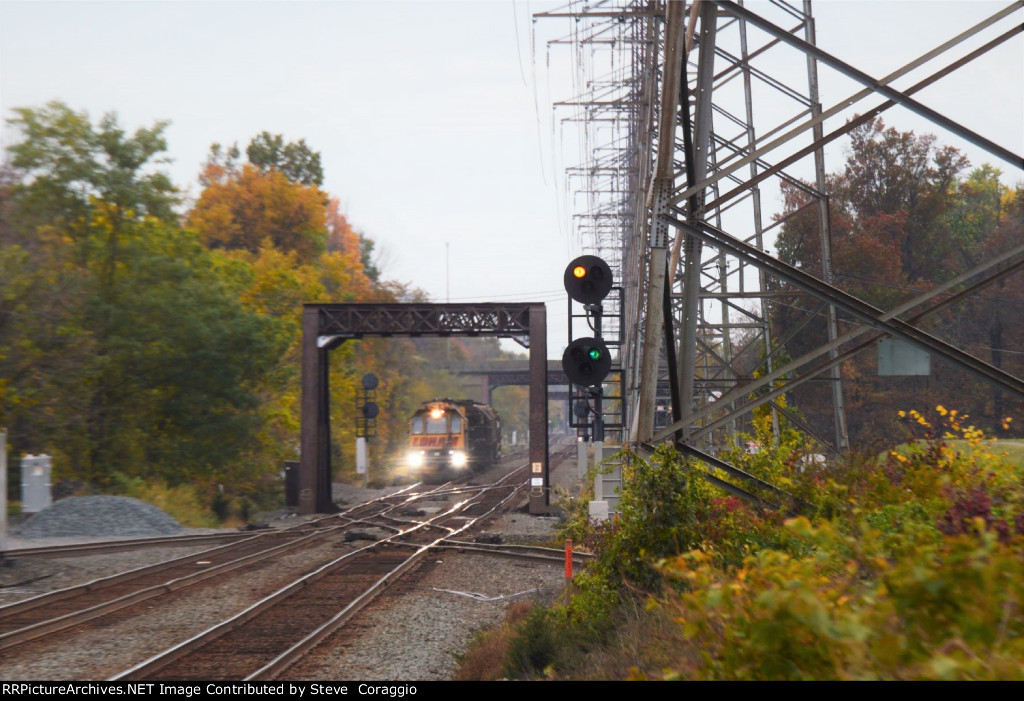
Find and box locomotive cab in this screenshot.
[406,399,500,483]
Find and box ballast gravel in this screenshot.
[283,511,568,681]
[15,495,184,537]
[0,458,584,681]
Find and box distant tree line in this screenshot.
[0,101,528,515]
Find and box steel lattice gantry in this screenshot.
[299,303,550,515]
[537,0,1024,465]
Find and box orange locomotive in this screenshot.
[405,399,501,482]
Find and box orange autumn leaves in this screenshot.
[189,162,329,262]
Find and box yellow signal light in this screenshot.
[572,265,587,279]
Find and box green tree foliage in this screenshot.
[6,101,178,229]
[2,102,539,516]
[82,222,281,485]
[1,103,283,495]
[5,102,179,294]
[246,131,324,187]
[770,118,1023,448]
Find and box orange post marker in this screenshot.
[564,538,573,606]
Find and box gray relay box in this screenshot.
[20,454,53,513]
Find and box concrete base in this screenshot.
[588,500,610,522]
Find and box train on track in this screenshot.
[405,398,501,482]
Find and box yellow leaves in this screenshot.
[928,655,962,681]
[784,515,814,536]
[189,164,329,262]
[900,408,933,429]
[1001,417,1014,431]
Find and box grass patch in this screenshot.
[453,601,534,681]
[113,473,221,528]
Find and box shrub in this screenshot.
[112,472,219,527]
[453,602,534,681]
[649,409,1024,680]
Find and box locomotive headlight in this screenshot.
[407,451,425,468]
[450,450,468,468]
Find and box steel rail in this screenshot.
[0,532,278,619]
[2,530,267,559]
[435,541,595,565]
[108,461,536,681]
[0,526,350,652]
[248,477,534,681]
[6,481,423,560]
[0,482,436,651]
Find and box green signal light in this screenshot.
[562,336,611,387]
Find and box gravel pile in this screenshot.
[15,496,184,538]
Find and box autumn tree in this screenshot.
[1,104,283,492]
[189,163,329,260]
[246,132,323,186]
[836,119,968,283]
[6,101,179,292]
[189,133,341,262]
[770,118,1022,448]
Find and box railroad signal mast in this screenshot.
[562,255,616,442]
[355,373,379,485]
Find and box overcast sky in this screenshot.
[2,1,1021,356]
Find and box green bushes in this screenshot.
[659,517,1024,680]
[651,408,1024,680]
[112,473,220,528]
[489,406,1024,680]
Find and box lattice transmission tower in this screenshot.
[535,0,1024,465]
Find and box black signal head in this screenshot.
[564,255,613,304]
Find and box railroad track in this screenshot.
[0,444,578,680]
[3,482,425,560]
[0,447,577,680]
[0,482,439,652]
[111,463,534,680]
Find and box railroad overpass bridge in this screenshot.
[445,360,570,404]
